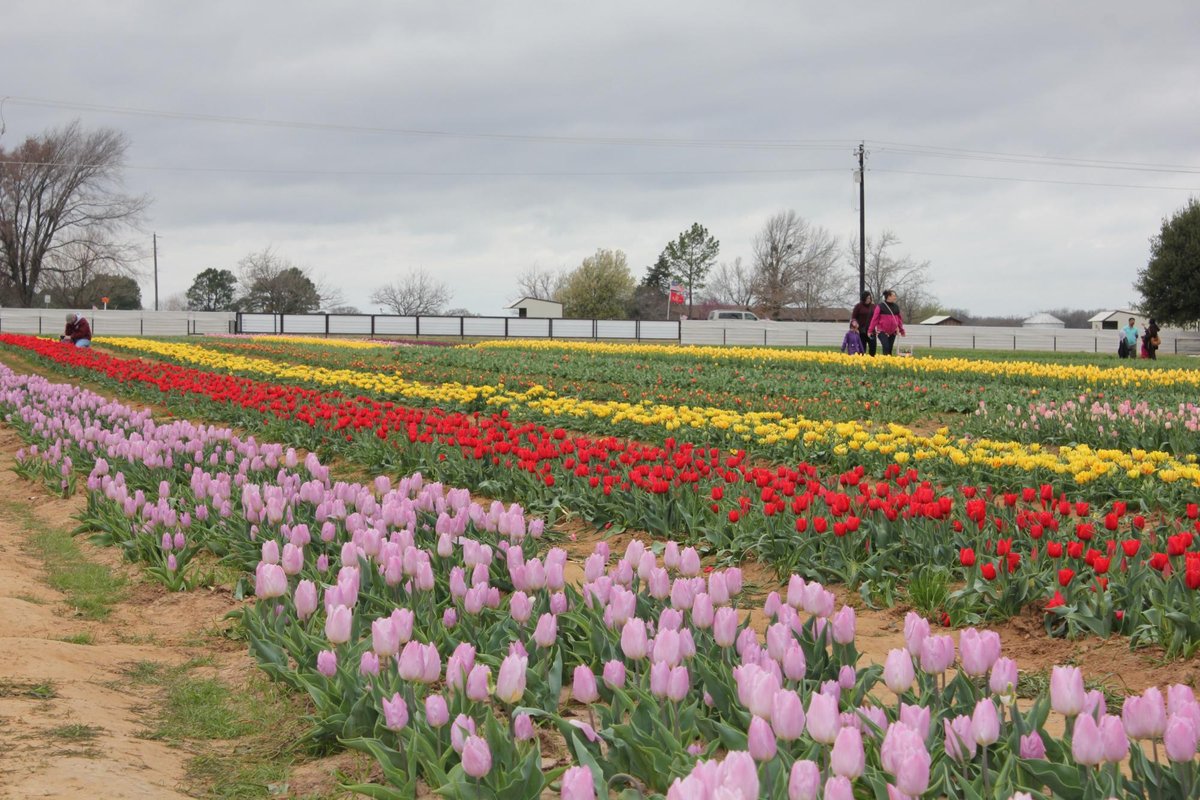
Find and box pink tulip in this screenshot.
[918,635,955,675]
[510,591,532,624]
[621,618,649,660]
[692,593,714,629]
[294,579,318,619]
[1164,714,1199,762]
[461,735,492,778]
[1050,665,1085,717]
[904,611,930,656]
[603,660,626,690]
[943,715,976,762]
[1071,712,1105,766]
[788,759,820,800]
[972,698,1000,746]
[398,641,424,681]
[748,716,777,761]
[823,776,853,800]
[806,691,840,745]
[959,628,1001,677]
[782,644,807,682]
[667,666,690,702]
[989,657,1019,697]
[1020,731,1046,759]
[1124,687,1167,740]
[560,766,595,800]
[680,546,701,576]
[495,653,527,704]
[316,649,337,678]
[254,562,287,598]
[650,661,670,698]
[381,692,408,731]
[830,725,865,778]
[371,617,399,656]
[533,613,557,648]
[450,714,476,753]
[281,542,304,575]
[261,539,280,565]
[466,664,491,702]
[1099,715,1128,763]
[573,666,599,704]
[325,604,352,645]
[513,713,536,741]
[831,605,856,644]
[425,694,449,727]
[713,607,739,648]
[772,689,806,741]
[359,651,380,676]
[899,704,931,739]
[883,648,914,695]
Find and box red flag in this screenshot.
[668,281,685,304]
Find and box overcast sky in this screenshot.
[3,2,1198,317]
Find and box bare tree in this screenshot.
[751,211,843,319]
[847,231,935,317]
[704,257,755,307]
[0,121,149,306]
[162,292,188,311]
[371,269,452,315]
[513,265,561,300]
[237,247,328,314]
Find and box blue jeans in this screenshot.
[878,332,896,355]
[74,339,91,348]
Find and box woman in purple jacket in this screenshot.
[868,290,906,356]
[850,291,876,356]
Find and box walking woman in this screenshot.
[868,290,906,356]
[1144,318,1160,360]
[851,291,877,356]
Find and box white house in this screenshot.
[506,297,563,319]
[1022,312,1065,329]
[1089,310,1147,331]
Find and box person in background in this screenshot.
[868,290,906,356]
[850,290,876,356]
[1119,317,1138,359]
[841,319,865,356]
[1144,318,1160,360]
[61,313,91,347]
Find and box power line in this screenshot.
[0,159,848,178]
[870,166,1200,191]
[868,139,1200,174]
[1,95,853,152]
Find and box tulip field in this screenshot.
[1,332,1200,799]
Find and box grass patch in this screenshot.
[2,498,125,619]
[904,566,951,618]
[0,679,57,699]
[46,723,104,741]
[15,592,48,605]
[59,631,96,645]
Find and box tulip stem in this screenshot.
[981,744,989,797]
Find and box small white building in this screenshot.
[1022,312,1065,329]
[505,297,563,319]
[920,314,964,326]
[1089,310,1147,331]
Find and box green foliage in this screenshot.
[187,267,239,311]
[556,249,635,319]
[659,222,719,315]
[86,273,142,309]
[640,253,672,291]
[1136,196,1200,326]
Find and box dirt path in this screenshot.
[0,427,250,799]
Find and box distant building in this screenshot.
[505,297,563,319]
[920,314,963,326]
[1089,309,1147,331]
[1022,312,1065,329]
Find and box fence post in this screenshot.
[928,334,932,348]
[972,335,975,349]
[763,328,767,346]
[1053,336,1057,352]
[723,327,727,345]
[416,316,421,338]
[1013,335,1016,350]
[39,317,42,335]
[593,319,597,340]
[370,315,376,338]
[805,329,809,347]
[325,315,330,338]
[460,316,464,339]
[504,317,509,338]
[139,318,143,336]
[636,320,640,342]
[549,318,554,340]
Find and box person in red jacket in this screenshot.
[867,290,906,356]
[61,313,92,347]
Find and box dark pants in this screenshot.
[858,331,876,357]
[878,332,897,356]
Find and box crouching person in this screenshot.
[61,313,92,347]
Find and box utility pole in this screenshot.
[856,142,866,297]
[153,232,159,311]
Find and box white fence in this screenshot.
[682,321,1200,355]
[0,308,236,336]
[236,312,682,341]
